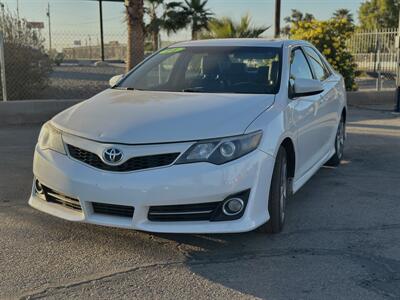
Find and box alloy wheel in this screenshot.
[279,157,287,224]
[336,120,345,159]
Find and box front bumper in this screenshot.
[29,144,275,234]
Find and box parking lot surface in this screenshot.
[0,107,399,300]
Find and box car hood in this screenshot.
[52,89,275,144]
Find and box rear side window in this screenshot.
[290,48,313,80]
[303,47,331,81]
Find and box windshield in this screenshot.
[117,46,282,94]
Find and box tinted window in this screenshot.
[290,49,313,80]
[118,46,282,94]
[304,47,331,81]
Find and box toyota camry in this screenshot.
[30,39,347,234]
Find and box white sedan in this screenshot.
[30,39,347,234]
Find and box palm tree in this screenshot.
[145,0,187,51]
[201,14,269,39]
[333,9,354,23]
[282,9,314,35]
[125,0,144,72]
[183,0,213,40]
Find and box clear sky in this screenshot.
[3,0,364,48]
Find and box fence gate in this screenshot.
[348,28,398,91]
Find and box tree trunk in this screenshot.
[125,0,144,72]
[152,31,159,52]
[191,23,198,40]
[274,0,281,38]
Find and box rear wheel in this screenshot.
[257,146,288,234]
[326,115,345,166]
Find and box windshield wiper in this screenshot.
[182,88,204,93]
[112,86,135,90]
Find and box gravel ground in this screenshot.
[0,107,399,299]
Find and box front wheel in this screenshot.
[326,115,345,166]
[257,146,288,234]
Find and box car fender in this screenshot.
[245,105,297,159]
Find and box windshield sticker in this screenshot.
[159,47,186,55]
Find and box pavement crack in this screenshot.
[19,260,186,300]
[19,247,400,299]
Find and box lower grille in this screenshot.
[42,186,82,211]
[148,202,220,221]
[92,202,134,218]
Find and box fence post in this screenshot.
[0,32,7,102]
[376,48,381,91]
[396,12,400,112]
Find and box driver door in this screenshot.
[289,47,326,178]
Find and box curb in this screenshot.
[0,99,82,126]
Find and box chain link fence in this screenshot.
[1,18,399,100]
[0,22,181,101]
[0,9,145,101]
[347,28,398,91]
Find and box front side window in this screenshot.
[303,47,331,81]
[290,48,313,80]
[118,46,282,94]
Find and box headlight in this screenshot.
[38,122,66,155]
[176,131,262,165]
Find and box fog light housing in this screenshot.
[222,198,244,216]
[211,189,250,221]
[33,179,46,200]
[34,179,44,195]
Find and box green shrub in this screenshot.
[290,18,357,90]
[0,12,52,100]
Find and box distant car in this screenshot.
[30,39,347,234]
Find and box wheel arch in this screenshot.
[342,107,347,123]
[280,137,296,179]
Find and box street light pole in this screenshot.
[47,2,52,52]
[274,0,281,38]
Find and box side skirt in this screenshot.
[292,147,335,194]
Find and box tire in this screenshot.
[326,115,345,167]
[257,146,288,234]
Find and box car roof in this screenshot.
[171,39,310,48]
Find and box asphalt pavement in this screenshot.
[0,107,399,300]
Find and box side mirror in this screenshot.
[293,78,324,98]
[109,74,124,87]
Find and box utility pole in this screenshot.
[396,9,400,112]
[0,3,6,101]
[0,2,5,32]
[46,2,52,52]
[274,0,281,38]
[16,0,19,19]
[99,0,105,61]
[0,31,7,101]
